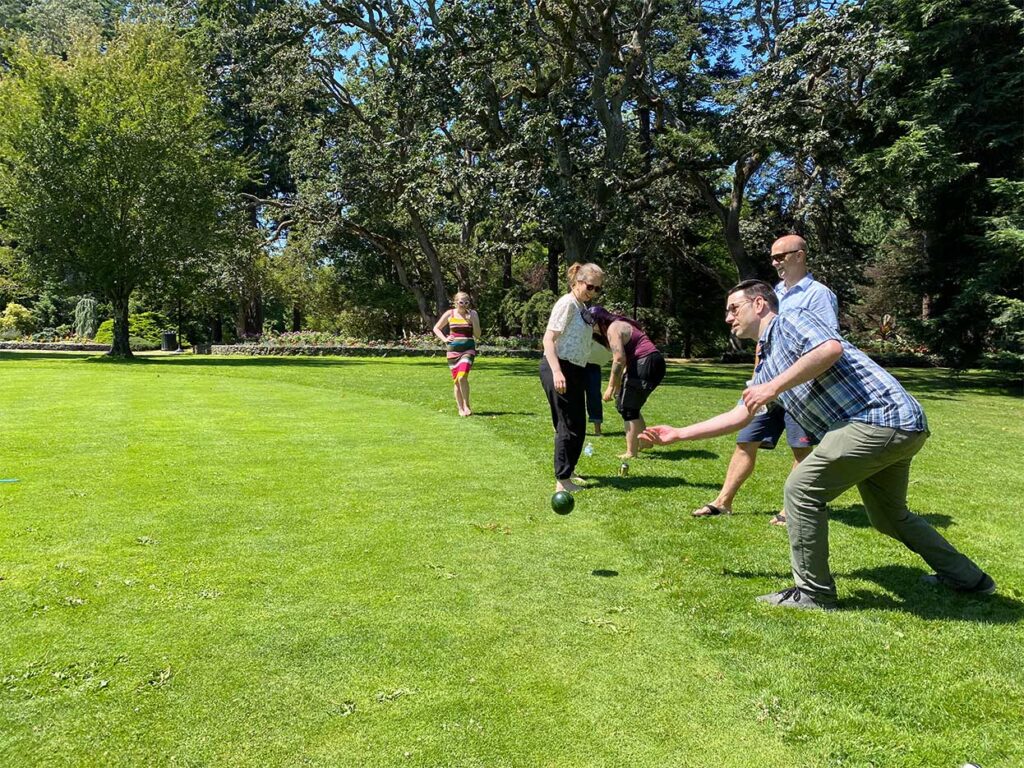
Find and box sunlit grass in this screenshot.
[1,351,1021,767]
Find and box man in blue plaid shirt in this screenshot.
[644,280,995,610]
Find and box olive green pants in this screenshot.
[783,421,985,604]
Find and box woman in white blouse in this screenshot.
[540,262,606,492]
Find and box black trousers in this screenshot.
[540,357,587,481]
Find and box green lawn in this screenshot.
[1,351,1021,768]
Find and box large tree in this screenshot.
[0,21,233,355]
[855,0,1023,365]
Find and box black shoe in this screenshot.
[921,572,996,595]
[755,586,837,611]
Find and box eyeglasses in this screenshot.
[456,301,469,306]
[725,299,751,317]
[579,281,603,294]
[771,249,802,263]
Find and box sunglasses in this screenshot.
[581,282,603,294]
[725,299,751,317]
[771,249,802,263]
[456,300,469,306]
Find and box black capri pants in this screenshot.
[540,357,587,481]
[616,351,666,421]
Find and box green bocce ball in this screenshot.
[551,490,575,515]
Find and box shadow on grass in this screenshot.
[85,354,376,369]
[0,351,102,362]
[890,368,1023,398]
[841,564,1023,623]
[500,358,1022,397]
[829,504,954,530]
[592,569,619,577]
[585,475,718,491]
[722,564,1022,622]
[646,448,719,461]
[471,410,535,417]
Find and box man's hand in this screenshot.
[641,425,683,445]
[742,381,778,413]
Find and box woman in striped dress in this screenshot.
[433,292,482,416]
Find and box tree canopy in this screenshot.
[0,0,1020,365]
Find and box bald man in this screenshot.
[693,235,839,523]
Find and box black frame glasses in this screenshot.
[770,249,803,263]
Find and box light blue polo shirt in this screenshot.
[776,273,839,331]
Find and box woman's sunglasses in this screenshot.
[583,283,603,294]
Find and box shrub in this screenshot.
[31,327,61,343]
[498,291,527,335]
[74,298,100,339]
[1,302,38,335]
[129,335,159,351]
[334,308,405,340]
[520,291,557,336]
[94,312,171,347]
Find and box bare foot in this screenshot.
[556,480,583,493]
[637,436,653,450]
[618,452,637,459]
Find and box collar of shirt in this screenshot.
[753,315,780,377]
[775,272,816,297]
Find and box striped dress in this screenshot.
[446,312,477,380]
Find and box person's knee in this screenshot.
[784,472,814,514]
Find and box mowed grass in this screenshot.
[1,351,1021,768]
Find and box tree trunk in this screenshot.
[108,292,132,358]
[384,246,431,327]
[406,204,448,315]
[690,159,765,281]
[236,292,263,338]
[291,306,302,332]
[547,237,564,294]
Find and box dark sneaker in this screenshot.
[755,586,836,611]
[921,572,996,595]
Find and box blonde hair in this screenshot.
[567,262,604,288]
[452,291,472,308]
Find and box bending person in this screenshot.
[644,279,994,610]
[694,234,839,521]
[589,306,666,459]
[540,262,605,493]
[432,291,481,417]
[584,337,611,436]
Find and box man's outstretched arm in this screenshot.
[643,403,755,445]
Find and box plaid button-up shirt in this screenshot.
[751,309,928,441]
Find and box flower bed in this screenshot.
[208,343,541,358]
[207,332,542,358]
